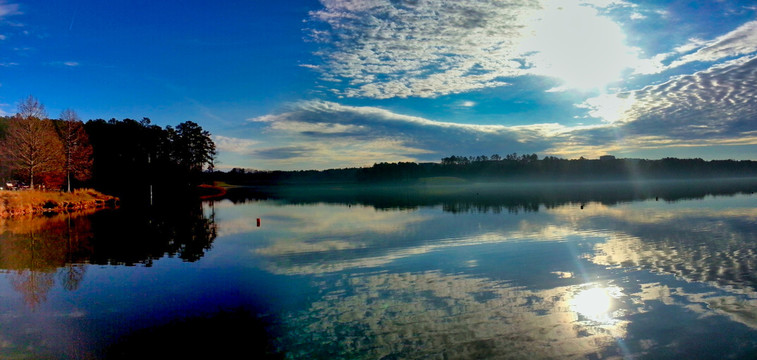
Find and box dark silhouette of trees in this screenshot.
[213,153,757,186]
[169,120,216,182]
[0,95,216,196]
[84,118,216,204]
[0,202,219,307]
[86,199,218,265]
[0,116,9,137]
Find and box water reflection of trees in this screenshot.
[0,212,94,309]
[0,201,217,308]
[222,178,757,214]
[87,201,218,265]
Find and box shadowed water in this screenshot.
[1,179,757,359]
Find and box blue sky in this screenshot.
[2,0,757,170]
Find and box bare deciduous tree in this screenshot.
[0,96,64,188]
[58,109,93,192]
[17,95,47,120]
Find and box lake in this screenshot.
[1,179,757,359]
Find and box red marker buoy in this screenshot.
[257,218,261,227]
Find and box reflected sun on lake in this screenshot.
[1,186,757,359]
[570,285,624,325]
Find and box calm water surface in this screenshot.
[1,181,757,359]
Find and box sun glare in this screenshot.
[570,286,622,323]
[580,92,636,123]
[519,1,639,91]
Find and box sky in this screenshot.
[1,0,757,170]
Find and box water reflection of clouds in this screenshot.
[241,202,603,275]
[241,197,757,297]
[259,229,597,276]
[216,195,757,357]
[217,203,429,241]
[631,282,757,330]
[557,198,757,331]
[285,271,629,359]
[558,202,757,222]
[590,219,757,293]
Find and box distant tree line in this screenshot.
[0,96,216,203]
[214,153,757,185]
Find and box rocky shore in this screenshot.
[0,189,119,218]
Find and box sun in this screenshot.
[580,92,636,123]
[570,285,623,324]
[519,1,639,91]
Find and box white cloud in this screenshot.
[240,100,598,169]
[307,0,756,96]
[579,55,757,148]
[668,20,757,69]
[307,0,642,98]
[213,135,258,154]
[0,2,19,51]
[635,20,757,75]
[518,0,641,91]
[298,63,320,70]
[0,2,19,18]
[577,93,636,124]
[230,65,757,168]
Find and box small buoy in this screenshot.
[257,218,261,227]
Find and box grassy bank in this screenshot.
[0,189,119,218]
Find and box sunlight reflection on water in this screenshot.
[2,186,757,359]
[570,285,624,325]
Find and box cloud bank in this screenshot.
[305,0,642,98]
[231,64,757,169]
[242,100,574,169]
[584,55,757,149]
[668,20,757,70]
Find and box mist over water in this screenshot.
[1,179,757,359]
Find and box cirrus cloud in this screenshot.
[668,20,757,69]
[0,1,19,18]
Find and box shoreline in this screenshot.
[197,183,229,200]
[0,189,119,218]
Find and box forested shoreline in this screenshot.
[4,97,757,198]
[0,96,216,206]
[215,154,757,186]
